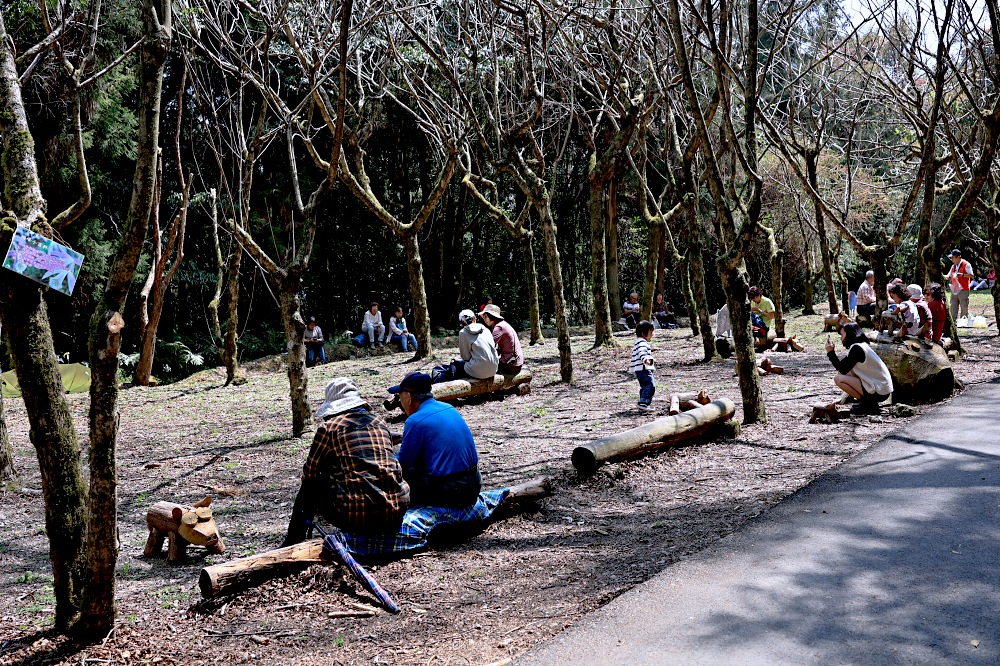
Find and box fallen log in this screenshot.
[669,394,681,415]
[199,478,554,599]
[869,336,955,403]
[679,400,701,412]
[199,540,329,599]
[572,398,737,474]
[430,369,532,403]
[675,390,711,404]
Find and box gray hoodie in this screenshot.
[458,322,499,379]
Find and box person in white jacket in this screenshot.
[362,302,386,348]
[454,309,499,379]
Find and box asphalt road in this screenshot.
[518,379,1000,665]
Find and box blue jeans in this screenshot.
[362,324,383,344]
[305,341,326,365]
[390,333,418,352]
[635,370,656,406]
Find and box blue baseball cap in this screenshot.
[387,371,432,394]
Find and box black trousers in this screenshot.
[407,467,481,508]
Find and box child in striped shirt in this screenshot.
[630,320,656,412]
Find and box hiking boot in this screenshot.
[636,403,655,412]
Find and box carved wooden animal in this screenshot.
[809,402,843,424]
[144,496,226,563]
[824,312,852,332]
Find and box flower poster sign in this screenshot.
[3,225,84,296]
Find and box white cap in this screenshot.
[458,309,477,326]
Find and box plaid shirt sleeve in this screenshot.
[303,411,410,532]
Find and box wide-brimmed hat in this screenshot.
[481,304,504,321]
[458,309,477,326]
[908,284,923,299]
[387,371,433,395]
[316,377,369,418]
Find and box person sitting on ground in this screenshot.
[924,283,947,343]
[748,286,775,341]
[479,304,524,375]
[630,320,657,412]
[389,306,419,353]
[394,372,482,508]
[622,291,642,328]
[652,291,678,329]
[362,302,386,349]
[825,322,893,415]
[304,316,326,366]
[856,271,878,325]
[903,284,933,340]
[880,283,914,338]
[281,378,410,547]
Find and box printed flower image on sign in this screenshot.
[3,225,85,296]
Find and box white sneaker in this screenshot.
[636,404,655,412]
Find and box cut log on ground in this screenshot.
[824,313,852,332]
[200,540,330,598]
[679,400,701,412]
[675,390,711,404]
[430,369,532,403]
[572,398,737,474]
[809,402,844,424]
[669,394,680,415]
[760,358,784,375]
[869,336,955,403]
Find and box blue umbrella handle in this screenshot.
[307,521,400,613]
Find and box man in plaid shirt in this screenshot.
[281,377,410,547]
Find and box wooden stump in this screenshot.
[199,540,330,598]
[869,337,955,403]
[809,402,843,424]
[572,398,737,474]
[145,497,225,563]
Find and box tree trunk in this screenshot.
[0,392,13,484]
[802,264,816,315]
[804,153,838,314]
[520,233,545,345]
[536,200,573,382]
[641,217,662,322]
[721,268,765,424]
[223,241,244,385]
[0,290,88,629]
[606,177,621,318]
[684,204,716,361]
[657,223,668,294]
[134,158,164,386]
[404,233,434,359]
[589,164,615,346]
[771,248,785,337]
[77,0,172,639]
[0,10,87,630]
[678,256,699,337]
[279,275,311,437]
[915,172,937,285]
[989,206,1000,326]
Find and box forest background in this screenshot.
[1,0,999,643]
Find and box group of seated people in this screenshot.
[281,372,484,550]
[354,302,419,352]
[878,280,947,343]
[621,290,679,329]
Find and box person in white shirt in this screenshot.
[388,306,418,352]
[362,302,386,349]
[622,291,641,328]
[856,271,877,324]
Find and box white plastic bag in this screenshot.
[956,316,970,328]
[973,316,988,329]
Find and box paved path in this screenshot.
[519,380,1000,665]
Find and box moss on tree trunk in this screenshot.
[404,233,434,359]
[536,200,573,382]
[279,275,311,437]
[519,234,545,345]
[590,168,615,347]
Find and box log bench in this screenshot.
[430,368,532,403]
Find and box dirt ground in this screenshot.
[3,300,1000,666]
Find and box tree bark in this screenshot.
[589,165,615,346]
[722,268,765,424]
[279,274,310,437]
[989,204,1000,326]
[806,151,838,314]
[0,391,13,484]
[535,200,573,382]
[641,215,662,322]
[404,233,433,359]
[607,176,621,315]
[0,10,87,630]
[519,233,545,345]
[771,248,785,337]
[677,256,699,337]
[682,195,715,361]
[222,239,244,385]
[802,264,816,315]
[77,0,172,639]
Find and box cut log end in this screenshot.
[809,402,842,424]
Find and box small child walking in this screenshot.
[630,320,656,412]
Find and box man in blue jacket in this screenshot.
[390,372,481,508]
